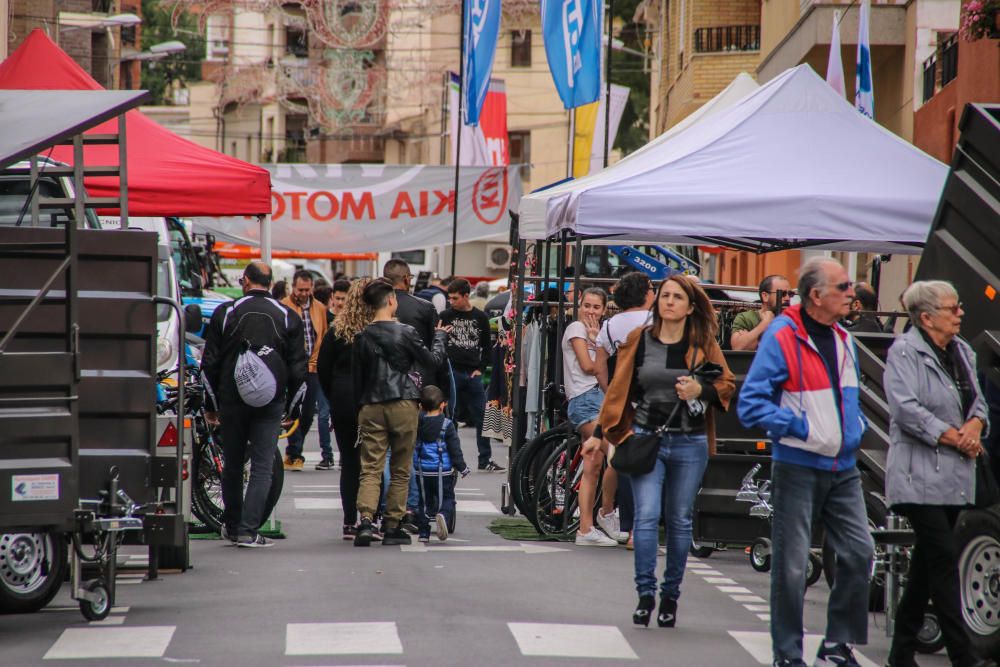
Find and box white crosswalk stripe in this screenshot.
[508,622,638,659]
[43,626,175,659]
[285,622,403,655]
[728,631,880,667]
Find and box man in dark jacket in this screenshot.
[202,261,307,547]
[845,282,885,334]
[352,278,449,547]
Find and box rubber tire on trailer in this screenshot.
[806,551,823,588]
[79,580,111,622]
[690,542,714,558]
[524,432,570,530]
[750,537,772,573]
[955,507,1000,658]
[191,437,284,534]
[0,531,67,614]
[914,609,945,655]
[821,491,887,611]
[510,427,564,521]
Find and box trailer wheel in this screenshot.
[79,580,111,622]
[690,541,714,558]
[956,508,1000,658]
[806,552,823,588]
[0,531,67,614]
[914,609,945,654]
[750,538,771,572]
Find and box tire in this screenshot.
[690,542,714,558]
[914,609,945,655]
[822,491,887,611]
[806,551,823,588]
[533,439,583,537]
[0,531,67,614]
[955,508,1000,658]
[191,432,283,534]
[511,425,567,523]
[750,538,772,573]
[79,580,110,622]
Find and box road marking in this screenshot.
[756,613,771,621]
[294,498,339,510]
[508,623,637,659]
[401,542,568,555]
[731,595,766,603]
[285,622,402,655]
[454,491,486,496]
[694,569,723,576]
[294,485,339,489]
[704,577,738,584]
[718,586,753,594]
[686,562,710,569]
[88,616,126,626]
[456,500,501,514]
[728,631,879,667]
[744,604,770,612]
[44,626,175,659]
[292,490,339,494]
[111,606,129,614]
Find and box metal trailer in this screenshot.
[0,89,188,621]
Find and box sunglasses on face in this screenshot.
[935,302,963,315]
[831,281,853,292]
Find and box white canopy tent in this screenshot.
[518,65,948,253]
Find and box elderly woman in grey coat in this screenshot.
[884,280,993,667]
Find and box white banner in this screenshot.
[587,83,629,174]
[194,164,520,254]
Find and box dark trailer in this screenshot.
[0,89,187,621]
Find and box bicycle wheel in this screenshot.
[511,425,567,520]
[533,435,586,537]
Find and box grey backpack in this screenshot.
[232,313,287,407]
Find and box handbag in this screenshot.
[975,450,1000,508]
[611,403,681,476]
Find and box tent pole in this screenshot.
[603,0,614,169]
[260,215,272,265]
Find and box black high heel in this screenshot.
[633,595,655,627]
[657,598,677,628]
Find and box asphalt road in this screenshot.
[2,427,951,666]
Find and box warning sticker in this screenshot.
[12,474,59,502]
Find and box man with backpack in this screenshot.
[202,261,308,548]
[414,385,470,542]
[352,279,450,547]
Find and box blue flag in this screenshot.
[855,0,874,119]
[541,0,603,109]
[463,0,501,126]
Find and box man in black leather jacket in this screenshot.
[352,278,449,546]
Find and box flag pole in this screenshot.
[451,0,467,277]
[603,0,614,168]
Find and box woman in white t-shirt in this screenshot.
[561,287,617,546]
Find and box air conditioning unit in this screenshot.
[485,244,512,270]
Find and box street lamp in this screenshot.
[58,12,143,33]
[121,41,187,62]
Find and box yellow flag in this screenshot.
[573,101,600,178]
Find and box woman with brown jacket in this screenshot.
[583,275,735,629]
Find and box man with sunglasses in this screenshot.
[738,258,874,667]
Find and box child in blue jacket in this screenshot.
[414,385,470,541]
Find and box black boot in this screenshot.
[632,595,655,627]
[354,518,374,547]
[657,598,677,628]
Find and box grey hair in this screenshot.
[475,281,490,297]
[797,257,843,300]
[902,280,958,324]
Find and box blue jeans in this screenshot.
[629,431,708,600]
[379,449,420,514]
[770,462,874,662]
[452,369,491,467]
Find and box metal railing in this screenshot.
[693,25,760,53]
[940,33,958,87]
[921,32,959,104]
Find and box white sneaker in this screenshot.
[596,509,628,544]
[575,528,618,547]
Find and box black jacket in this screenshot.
[394,290,437,348]
[201,289,308,416]
[317,328,355,407]
[352,320,447,406]
[847,313,886,334]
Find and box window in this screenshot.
[392,250,426,266]
[205,14,230,61]
[285,27,308,58]
[509,130,531,181]
[511,30,532,67]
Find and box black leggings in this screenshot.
[328,377,361,526]
[892,504,977,665]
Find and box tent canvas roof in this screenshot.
[0,30,271,217]
[519,65,947,253]
[0,89,148,169]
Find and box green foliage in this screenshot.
[139,0,205,105]
[609,0,651,156]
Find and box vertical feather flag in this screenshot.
[541,0,603,109]
[855,0,874,119]
[826,10,846,98]
[463,0,501,125]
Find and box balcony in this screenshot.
[694,25,760,53]
[922,33,958,104]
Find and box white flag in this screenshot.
[855,0,874,119]
[826,10,846,98]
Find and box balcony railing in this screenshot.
[921,32,959,104]
[693,25,760,53]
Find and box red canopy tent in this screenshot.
[0,30,271,217]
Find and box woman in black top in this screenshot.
[317,278,373,539]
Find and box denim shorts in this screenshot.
[567,385,604,429]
